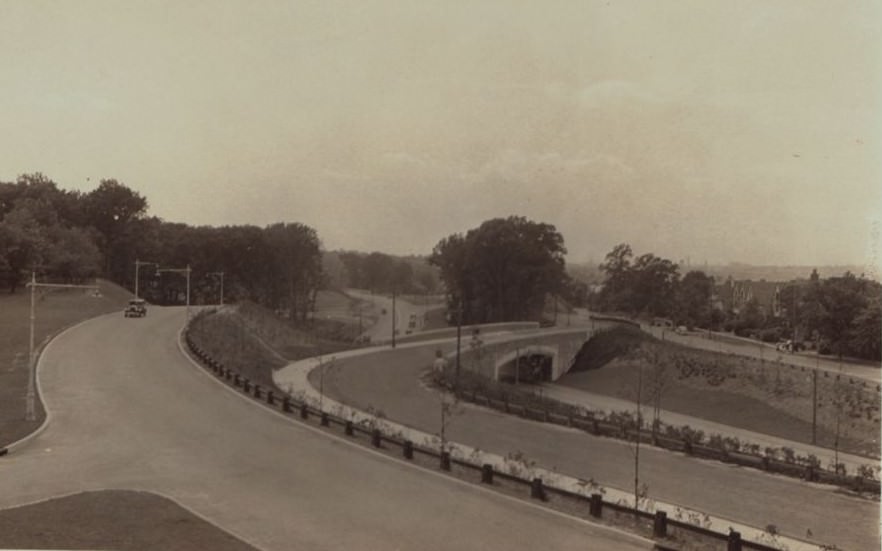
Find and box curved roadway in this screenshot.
[0,306,650,551]
[311,341,880,551]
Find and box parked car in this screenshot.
[124,298,147,318]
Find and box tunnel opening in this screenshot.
[498,353,553,384]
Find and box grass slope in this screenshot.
[0,490,257,551]
[560,326,881,456]
[0,280,132,448]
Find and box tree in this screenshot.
[83,179,148,277]
[816,273,869,358]
[263,222,323,321]
[675,271,715,328]
[598,243,634,312]
[429,216,568,324]
[629,253,679,317]
[849,300,881,361]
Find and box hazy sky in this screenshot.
[1,1,879,270]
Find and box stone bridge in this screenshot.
[453,315,636,383]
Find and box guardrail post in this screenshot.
[481,464,493,484]
[243,379,251,392]
[727,529,742,551]
[321,412,329,426]
[403,440,413,459]
[300,404,308,419]
[345,420,354,436]
[267,391,275,405]
[531,478,545,501]
[282,397,292,412]
[234,374,241,387]
[653,510,667,537]
[254,385,262,399]
[372,429,382,448]
[440,451,451,471]
[589,493,603,518]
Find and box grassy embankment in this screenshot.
[187,291,366,390]
[560,325,881,457]
[0,279,131,448]
[0,491,257,551]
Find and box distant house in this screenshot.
[717,277,783,317]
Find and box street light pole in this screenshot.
[391,289,397,349]
[134,259,157,299]
[26,272,99,421]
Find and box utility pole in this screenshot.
[455,298,463,386]
[811,367,818,445]
[634,361,643,513]
[26,272,100,421]
[209,271,225,306]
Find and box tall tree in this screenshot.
[675,271,715,328]
[83,179,148,278]
[430,216,567,324]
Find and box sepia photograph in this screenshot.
[0,2,879,550]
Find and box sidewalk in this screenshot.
[539,383,878,472]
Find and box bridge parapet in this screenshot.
[456,328,589,382]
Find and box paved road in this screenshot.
[347,289,432,344]
[308,342,880,551]
[0,306,651,551]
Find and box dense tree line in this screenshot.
[0,174,323,321]
[777,270,881,360]
[334,251,439,294]
[596,243,881,361]
[428,216,574,324]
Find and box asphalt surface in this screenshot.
[315,342,881,551]
[0,306,652,551]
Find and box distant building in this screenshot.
[717,277,783,317]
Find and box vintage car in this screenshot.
[124,298,148,318]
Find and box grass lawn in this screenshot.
[0,490,257,551]
[0,280,132,448]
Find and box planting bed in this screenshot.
[561,327,881,457]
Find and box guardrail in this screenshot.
[183,328,803,551]
[452,386,880,496]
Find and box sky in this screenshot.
[1,1,879,271]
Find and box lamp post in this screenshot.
[455,297,463,386]
[134,259,157,299]
[26,272,100,421]
[208,271,225,306]
[391,288,397,349]
[157,265,192,320]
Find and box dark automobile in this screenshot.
[124,298,147,318]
